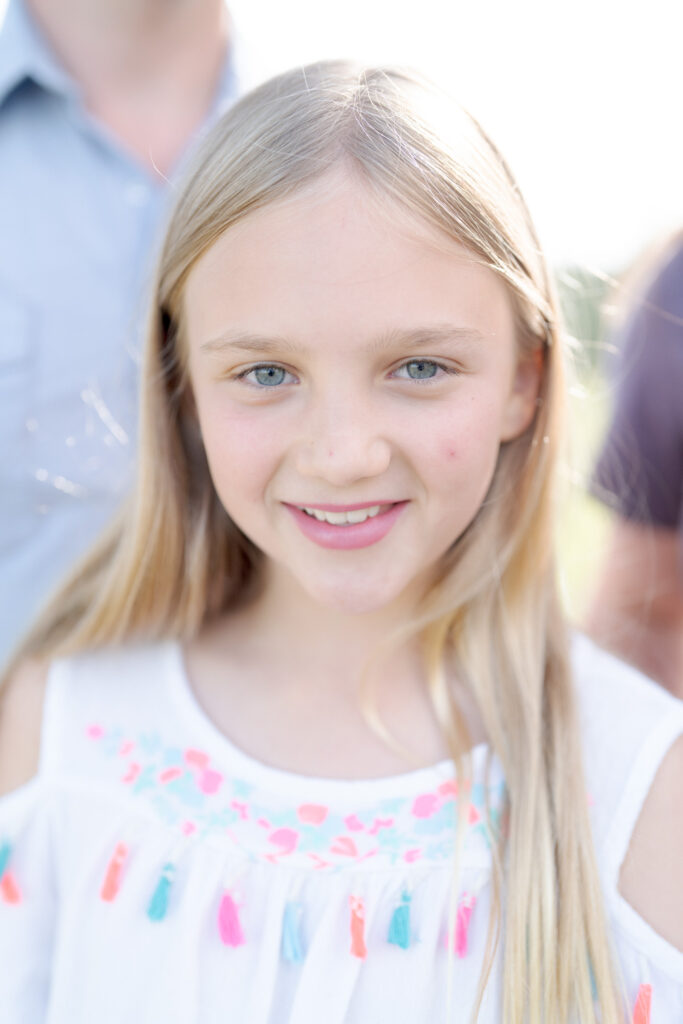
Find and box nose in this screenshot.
[295,393,392,486]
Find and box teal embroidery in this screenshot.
[85,723,506,869]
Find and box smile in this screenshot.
[284,502,407,550]
[298,504,389,525]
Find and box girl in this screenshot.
[1,62,681,1024]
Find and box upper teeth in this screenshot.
[300,505,383,525]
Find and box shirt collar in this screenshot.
[0,0,77,108]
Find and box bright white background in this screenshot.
[230,0,683,271]
[1,0,681,270]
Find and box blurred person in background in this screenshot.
[586,231,683,697]
[0,0,240,668]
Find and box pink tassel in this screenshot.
[349,894,367,959]
[633,984,652,1024]
[0,871,21,904]
[454,893,476,957]
[100,842,128,902]
[218,891,245,947]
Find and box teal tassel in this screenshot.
[0,842,12,881]
[147,863,175,922]
[388,890,412,949]
[281,901,306,963]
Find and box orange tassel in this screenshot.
[100,842,128,902]
[349,894,367,959]
[0,871,21,904]
[633,984,652,1024]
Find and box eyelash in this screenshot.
[233,359,460,388]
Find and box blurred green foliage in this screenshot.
[552,264,618,624]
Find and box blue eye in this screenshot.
[397,360,440,380]
[242,365,290,387]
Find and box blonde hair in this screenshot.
[8,63,625,1022]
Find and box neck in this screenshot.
[211,563,438,719]
[26,0,230,175]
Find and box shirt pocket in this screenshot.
[0,286,38,551]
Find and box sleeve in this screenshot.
[0,778,58,1022]
[592,241,683,529]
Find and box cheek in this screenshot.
[417,397,504,475]
[197,403,279,507]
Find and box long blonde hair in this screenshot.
[8,63,625,1022]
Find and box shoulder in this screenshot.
[570,633,683,844]
[0,658,50,797]
[619,733,683,951]
[0,641,179,797]
[571,634,683,953]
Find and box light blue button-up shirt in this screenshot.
[0,0,240,667]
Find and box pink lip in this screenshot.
[292,501,397,512]
[284,502,407,550]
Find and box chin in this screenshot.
[303,573,409,617]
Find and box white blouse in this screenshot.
[0,634,681,1022]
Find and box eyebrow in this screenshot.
[200,325,486,355]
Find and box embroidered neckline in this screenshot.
[84,713,507,870]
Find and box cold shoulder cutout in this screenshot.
[618,734,683,952]
[0,638,682,1022]
[0,658,49,798]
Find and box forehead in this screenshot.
[183,169,517,350]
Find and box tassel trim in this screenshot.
[388,890,412,949]
[281,900,306,963]
[0,841,21,904]
[218,889,245,946]
[349,894,367,959]
[633,984,652,1024]
[147,862,176,922]
[101,842,128,902]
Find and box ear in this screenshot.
[499,349,544,442]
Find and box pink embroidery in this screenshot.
[185,749,209,769]
[331,836,358,857]
[297,804,328,825]
[122,763,140,784]
[198,769,223,795]
[308,853,332,870]
[368,816,394,835]
[266,827,299,862]
[270,827,298,850]
[412,793,440,818]
[344,813,364,831]
[89,723,505,867]
[230,800,249,820]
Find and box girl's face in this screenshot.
[184,171,540,615]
